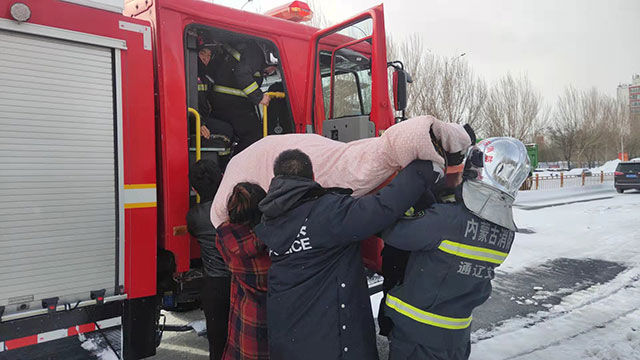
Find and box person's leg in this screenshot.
[204,117,234,146]
[212,277,231,360]
[212,108,260,155]
[201,276,231,360]
[201,276,218,360]
[230,109,262,154]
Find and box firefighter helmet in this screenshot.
[461,137,530,231]
[464,137,530,199]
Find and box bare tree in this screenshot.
[482,74,546,142]
[387,34,487,130]
[549,86,582,169]
[575,88,618,166]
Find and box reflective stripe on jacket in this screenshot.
[382,202,515,358]
[212,41,266,106]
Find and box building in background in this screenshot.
[617,74,640,110]
[616,75,640,161]
[630,74,640,116]
[618,83,630,107]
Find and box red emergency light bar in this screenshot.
[265,1,313,22]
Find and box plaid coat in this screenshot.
[216,221,271,360]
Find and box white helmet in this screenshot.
[462,137,531,230]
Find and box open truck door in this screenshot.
[305,5,393,142]
[304,5,392,274]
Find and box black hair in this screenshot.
[273,149,314,179]
[227,182,267,227]
[189,159,223,202]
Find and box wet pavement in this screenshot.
[471,258,626,334]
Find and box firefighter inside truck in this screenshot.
[185,26,295,171]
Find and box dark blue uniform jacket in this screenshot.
[254,160,436,360]
[383,202,516,360]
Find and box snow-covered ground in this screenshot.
[470,186,640,360]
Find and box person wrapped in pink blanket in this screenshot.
[211,115,471,229]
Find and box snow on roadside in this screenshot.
[591,159,620,173]
[505,188,640,273]
[515,184,614,208]
[518,309,640,360]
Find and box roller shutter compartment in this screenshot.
[0,29,119,316]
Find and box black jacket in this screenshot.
[197,58,215,118]
[383,202,515,360]
[186,201,230,278]
[212,41,266,110]
[254,160,437,360]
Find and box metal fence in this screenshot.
[522,172,614,191]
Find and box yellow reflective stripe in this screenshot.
[242,81,259,95]
[224,44,241,61]
[253,71,262,77]
[124,183,156,189]
[124,184,157,209]
[385,294,472,330]
[124,202,157,209]
[213,85,247,98]
[198,83,208,91]
[438,240,508,265]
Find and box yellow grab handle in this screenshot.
[265,91,286,99]
[261,92,286,138]
[262,104,268,138]
[188,108,202,161]
[188,107,201,203]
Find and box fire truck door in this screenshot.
[305,5,392,141]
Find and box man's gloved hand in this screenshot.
[463,123,476,145]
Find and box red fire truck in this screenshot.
[0,0,408,358]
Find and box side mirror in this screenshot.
[392,69,408,111]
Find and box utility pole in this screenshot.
[621,131,624,159]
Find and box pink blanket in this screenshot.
[210,116,471,227]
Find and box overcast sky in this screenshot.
[215,0,640,104]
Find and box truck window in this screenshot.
[321,55,372,119]
[314,18,376,142]
[319,27,373,120]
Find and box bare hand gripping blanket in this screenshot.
[210,116,471,227]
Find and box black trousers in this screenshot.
[213,108,262,155]
[201,276,231,360]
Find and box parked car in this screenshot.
[614,161,640,193]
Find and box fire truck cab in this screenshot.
[0,0,407,358]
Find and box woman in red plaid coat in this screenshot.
[216,182,271,360]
